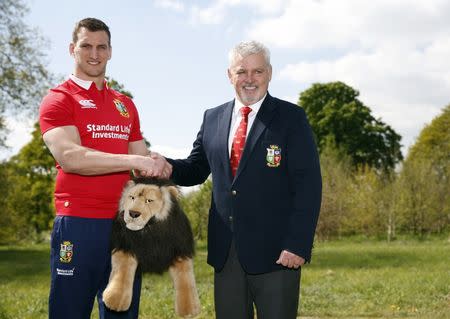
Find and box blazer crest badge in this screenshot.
[266,145,281,167]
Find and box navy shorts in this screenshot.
[49,216,141,319]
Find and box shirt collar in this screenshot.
[69,74,108,90]
[233,93,267,117]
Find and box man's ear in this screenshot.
[126,180,135,188]
[268,64,272,82]
[69,43,75,57]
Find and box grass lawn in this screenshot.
[0,239,449,318]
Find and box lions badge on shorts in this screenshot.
[113,99,129,118]
[60,241,74,263]
[266,145,282,167]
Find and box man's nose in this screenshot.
[244,72,254,82]
[90,48,98,59]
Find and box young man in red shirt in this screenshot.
[40,18,170,319]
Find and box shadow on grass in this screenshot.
[0,247,49,283]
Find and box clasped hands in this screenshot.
[134,151,172,179]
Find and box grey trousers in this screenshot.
[214,242,301,319]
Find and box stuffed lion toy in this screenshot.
[102,177,200,318]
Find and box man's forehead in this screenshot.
[76,29,109,43]
[231,53,268,68]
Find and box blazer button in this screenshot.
[231,190,237,196]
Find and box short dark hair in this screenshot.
[72,18,111,46]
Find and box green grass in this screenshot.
[0,239,449,318]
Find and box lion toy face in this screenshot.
[119,179,177,231]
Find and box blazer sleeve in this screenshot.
[283,108,322,262]
[167,111,211,186]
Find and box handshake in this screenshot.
[134,151,172,179]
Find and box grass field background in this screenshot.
[0,238,449,318]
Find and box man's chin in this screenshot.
[238,91,266,105]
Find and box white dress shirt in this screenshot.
[228,94,267,157]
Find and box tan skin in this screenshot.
[43,27,171,178]
[69,27,111,89]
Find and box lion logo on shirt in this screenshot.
[113,99,129,118]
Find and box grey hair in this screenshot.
[228,40,271,67]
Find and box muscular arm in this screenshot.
[43,125,164,176]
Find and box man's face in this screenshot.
[228,52,272,106]
[69,27,111,81]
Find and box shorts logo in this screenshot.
[113,99,129,118]
[79,99,97,109]
[60,241,74,263]
[266,145,282,167]
[56,268,75,276]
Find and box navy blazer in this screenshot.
[168,94,322,274]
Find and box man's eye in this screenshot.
[145,199,153,204]
[129,195,135,200]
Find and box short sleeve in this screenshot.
[39,91,75,135]
[127,100,144,142]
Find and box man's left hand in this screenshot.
[276,250,305,269]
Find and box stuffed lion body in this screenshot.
[103,177,200,318]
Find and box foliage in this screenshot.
[299,81,403,171]
[1,239,449,318]
[180,179,212,240]
[407,104,449,178]
[0,122,55,243]
[315,145,352,239]
[394,105,450,236]
[317,145,397,240]
[0,0,52,148]
[106,77,134,99]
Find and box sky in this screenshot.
[2,0,450,160]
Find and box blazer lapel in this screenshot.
[233,94,278,182]
[217,100,234,180]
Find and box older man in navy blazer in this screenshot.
[164,41,321,319]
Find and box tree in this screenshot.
[315,145,352,239]
[0,0,52,148]
[298,81,403,171]
[395,105,450,236]
[180,179,212,240]
[107,77,134,99]
[407,104,449,180]
[3,122,56,239]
